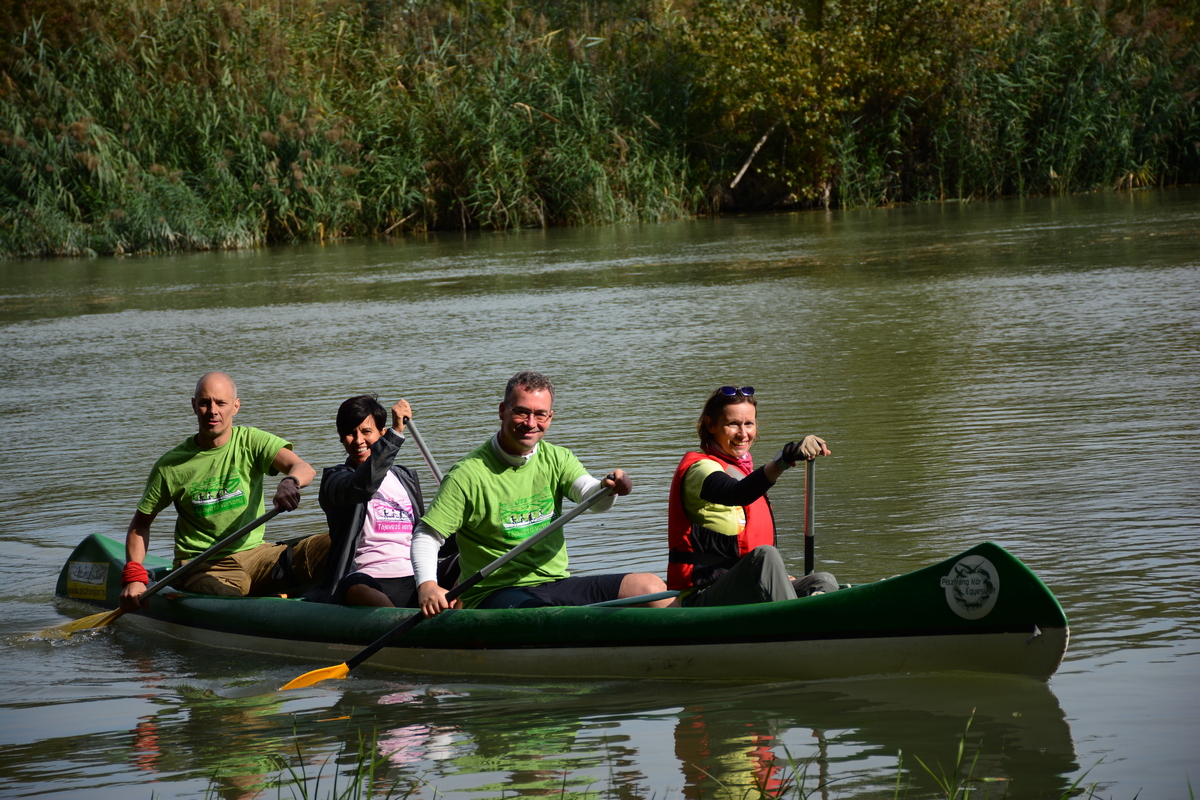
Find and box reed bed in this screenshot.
[1,0,696,257]
[1,0,1197,257]
[927,1,1200,201]
[686,0,1199,209]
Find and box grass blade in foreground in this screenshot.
[280,483,615,690]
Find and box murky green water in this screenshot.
[2,189,1197,799]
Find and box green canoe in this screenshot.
[55,534,1068,681]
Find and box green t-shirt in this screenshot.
[137,426,290,562]
[421,439,589,608]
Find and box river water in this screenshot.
[1,189,1197,799]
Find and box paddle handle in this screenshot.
[405,418,444,485]
[346,482,615,671]
[804,459,815,576]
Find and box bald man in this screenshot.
[119,372,328,611]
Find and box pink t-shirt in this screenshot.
[353,471,415,578]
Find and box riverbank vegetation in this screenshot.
[2,0,1197,257]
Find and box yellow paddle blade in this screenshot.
[25,608,125,640]
[280,662,350,691]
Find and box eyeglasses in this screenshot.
[718,386,755,397]
[509,407,553,423]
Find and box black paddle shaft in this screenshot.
[804,459,815,576]
[346,559,481,670]
[345,483,614,671]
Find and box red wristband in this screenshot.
[122,562,150,586]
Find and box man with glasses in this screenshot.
[412,370,671,614]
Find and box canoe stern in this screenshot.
[55,534,173,609]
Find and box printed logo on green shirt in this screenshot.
[498,488,555,542]
[189,474,247,518]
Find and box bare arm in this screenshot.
[271,447,316,511]
[118,510,156,612]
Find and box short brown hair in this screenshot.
[505,370,555,404]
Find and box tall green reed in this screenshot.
[3,0,1196,257]
[1,0,695,257]
[929,1,1200,200]
[685,0,1197,208]
[202,717,1142,800]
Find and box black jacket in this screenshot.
[305,428,424,603]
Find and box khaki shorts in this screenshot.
[177,534,330,597]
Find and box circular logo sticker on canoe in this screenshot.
[941,555,999,620]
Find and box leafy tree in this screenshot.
[685,0,1011,206]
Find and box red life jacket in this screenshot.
[667,450,776,591]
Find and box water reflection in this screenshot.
[673,707,791,800]
[109,650,316,800]
[258,674,1076,800]
[129,686,291,800]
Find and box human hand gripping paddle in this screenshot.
[31,508,283,639]
[280,481,618,690]
[773,435,826,576]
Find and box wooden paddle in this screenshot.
[804,458,815,575]
[280,482,616,690]
[34,508,282,639]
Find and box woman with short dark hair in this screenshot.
[307,395,427,608]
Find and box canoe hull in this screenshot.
[55,534,1069,682]
[123,614,1068,682]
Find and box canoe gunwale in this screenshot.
[53,534,1070,681]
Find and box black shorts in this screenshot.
[335,572,419,609]
[477,573,625,609]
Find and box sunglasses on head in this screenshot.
[718,386,755,397]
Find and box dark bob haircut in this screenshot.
[336,394,387,437]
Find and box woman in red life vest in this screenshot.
[667,386,837,606]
